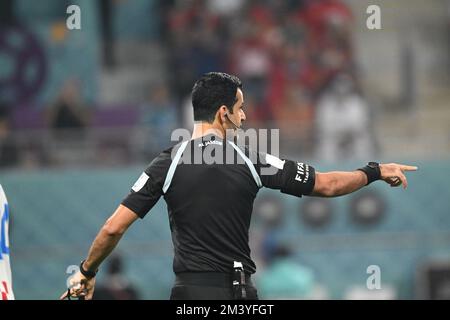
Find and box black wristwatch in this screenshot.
[79,260,98,278]
[367,162,379,169]
[357,162,381,185]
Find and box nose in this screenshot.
[241,110,246,122]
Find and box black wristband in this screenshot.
[357,162,381,185]
[79,260,98,278]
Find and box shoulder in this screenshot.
[242,145,285,168]
[144,144,178,175]
[156,144,175,161]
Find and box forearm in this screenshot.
[313,170,368,197]
[82,225,124,272]
[81,205,139,272]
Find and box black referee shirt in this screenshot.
[122,133,316,275]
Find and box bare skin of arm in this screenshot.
[60,204,139,300]
[311,163,418,197]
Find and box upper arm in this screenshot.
[253,150,316,197]
[103,204,140,235]
[121,148,172,218]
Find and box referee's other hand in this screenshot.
[59,270,96,300]
[380,163,418,189]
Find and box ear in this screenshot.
[217,105,228,123]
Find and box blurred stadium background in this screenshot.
[0,0,449,299]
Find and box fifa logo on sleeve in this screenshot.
[295,163,309,183]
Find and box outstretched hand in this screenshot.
[59,271,96,300]
[380,163,418,189]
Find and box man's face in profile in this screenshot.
[224,88,246,138]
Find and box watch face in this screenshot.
[368,162,379,168]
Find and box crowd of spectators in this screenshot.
[166,0,354,111]
[1,0,376,169]
[164,0,370,157]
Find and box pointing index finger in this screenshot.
[400,165,418,171]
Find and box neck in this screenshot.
[191,121,224,140]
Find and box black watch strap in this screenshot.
[80,260,98,278]
[357,162,381,185]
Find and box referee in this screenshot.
[61,72,417,300]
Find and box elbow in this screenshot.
[313,173,338,197]
[318,184,336,197]
[102,220,126,237]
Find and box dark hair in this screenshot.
[191,72,242,122]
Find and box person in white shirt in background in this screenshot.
[316,72,374,162]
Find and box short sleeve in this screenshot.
[121,149,172,218]
[249,149,316,197]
